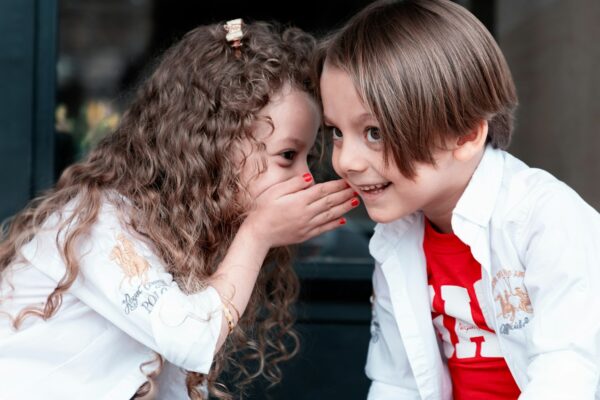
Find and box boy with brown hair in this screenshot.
[317,0,600,398]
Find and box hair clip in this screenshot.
[224,18,244,58]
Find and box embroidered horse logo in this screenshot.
[495,291,517,322]
[110,233,150,285]
[514,287,533,313]
[496,288,533,322]
[492,269,533,333]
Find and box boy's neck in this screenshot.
[423,148,485,234]
[424,187,464,233]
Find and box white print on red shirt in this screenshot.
[429,281,503,359]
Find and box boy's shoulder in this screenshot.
[501,151,563,201]
[496,151,598,226]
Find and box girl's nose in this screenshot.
[294,160,314,182]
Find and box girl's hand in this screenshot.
[243,174,358,248]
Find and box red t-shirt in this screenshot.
[423,219,520,400]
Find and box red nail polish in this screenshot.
[339,217,346,225]
[351,198,360,207]
[353,191,359,196]
[303,173,313,182]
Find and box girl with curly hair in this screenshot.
[0,19,358,399]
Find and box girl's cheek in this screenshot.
[331,149,343,177]
[297,160,311,175]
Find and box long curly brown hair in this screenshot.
[0,21,318,399]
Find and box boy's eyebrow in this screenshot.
[323,112,376,126]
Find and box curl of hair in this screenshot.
[0,20,316,399]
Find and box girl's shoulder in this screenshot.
[37,190,129,236]
[18,191,154,282]
[24,191,137,257]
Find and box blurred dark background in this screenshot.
[1,0,598,398]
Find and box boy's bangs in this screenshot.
[321,0,517,178]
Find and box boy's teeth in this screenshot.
[360,183,389,191]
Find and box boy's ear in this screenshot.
[453,120,488,162]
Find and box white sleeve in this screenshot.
[19,208,223,374]
[365,261,421,399]
[156,361,192,400]
[518,183,600,399]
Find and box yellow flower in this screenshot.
[105,114,120,130]
[55,103,73,133]
[86,101,110,129]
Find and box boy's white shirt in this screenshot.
[0,197,222,399]
[366,146,600,400]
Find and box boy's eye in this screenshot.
[366,127,382,143]
[330,127,343,140]
[281,150,297,161]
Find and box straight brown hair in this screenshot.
[317,0,518,177]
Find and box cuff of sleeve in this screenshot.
[150,285,223,373]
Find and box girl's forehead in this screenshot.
[254,87,319,145]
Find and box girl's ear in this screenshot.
[453,119,488,162]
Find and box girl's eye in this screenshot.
[330,127,343,140]
[366,127,382,143]
[281,150,297,161]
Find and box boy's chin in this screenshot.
[365,207,408,224]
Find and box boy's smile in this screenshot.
[320,63,481,231]
[356,182,391,199]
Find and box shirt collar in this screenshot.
[369,145,505,262]
[369,213,422,263]
[452,145,505,227]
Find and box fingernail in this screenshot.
[303,173,313,182]
[351,198,360,207]
[339,217,346,225]
[353,191,359,196]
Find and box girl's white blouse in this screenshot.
[0,199,222,399]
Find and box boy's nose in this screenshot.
[334,140,367,176]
